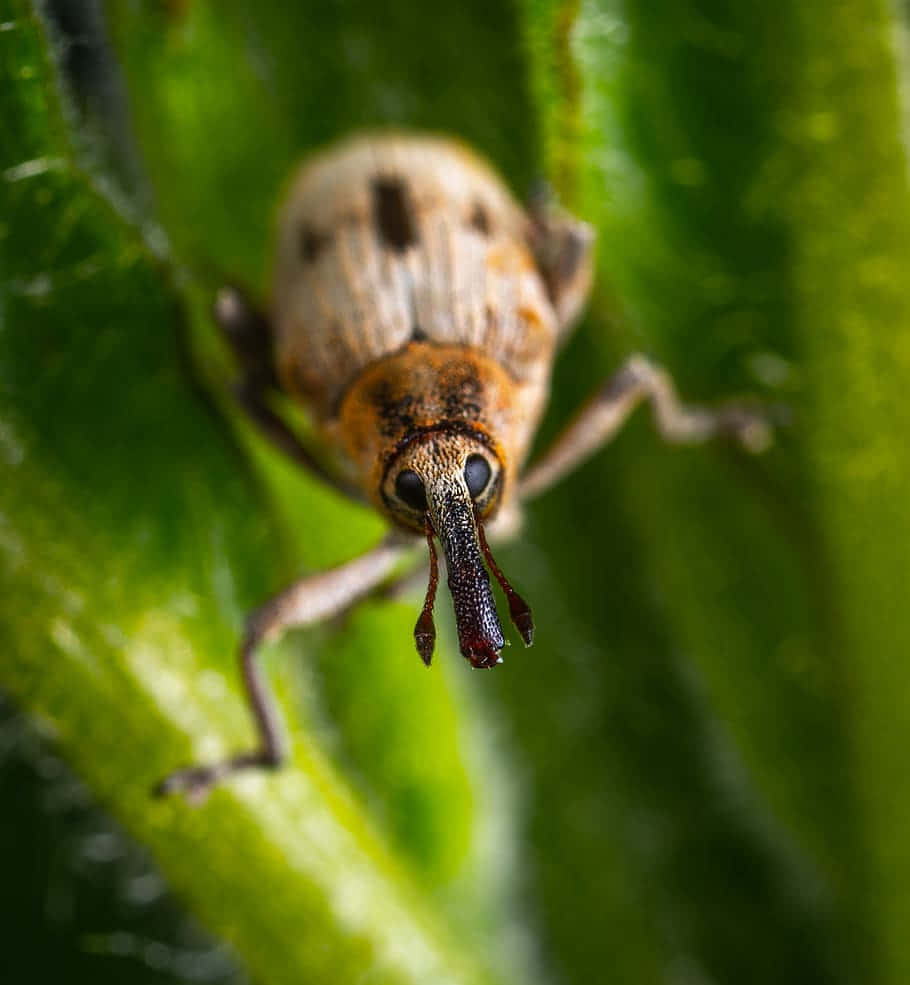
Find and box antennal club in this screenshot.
[414,515,439,665]
[474,507,534,646]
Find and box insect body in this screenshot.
[158,134,770,800]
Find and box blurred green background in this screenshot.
[3,0,910,982]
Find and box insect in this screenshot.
[157,133,770,800]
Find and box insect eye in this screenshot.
[395,469,428,511]
[464,454,492,499]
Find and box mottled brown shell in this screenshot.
[271,134,562,495]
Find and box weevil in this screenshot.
[158,133,770,800]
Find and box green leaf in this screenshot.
[515,0,910,982]
[6,0,910,983]
[0,2,534,982]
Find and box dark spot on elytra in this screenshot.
[411,325,428,342]
[468,201,491,236]
[372,178,418,252]
[299,225,330,263]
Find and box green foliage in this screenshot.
[2,0,910,983]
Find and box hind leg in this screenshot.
[213,286,356,497]
[528,186,595,336]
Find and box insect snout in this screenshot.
[382,431,532,669]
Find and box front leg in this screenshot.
[156,536,410,802]
[520,355,773,500]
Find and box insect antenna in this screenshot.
[474,507,534,646]
[414,514,439,665]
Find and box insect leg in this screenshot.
[214,286,358,497]
[155,536,411,802]
[528,186,595,335]
[519,355,773,500]
[213,284,277,385]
